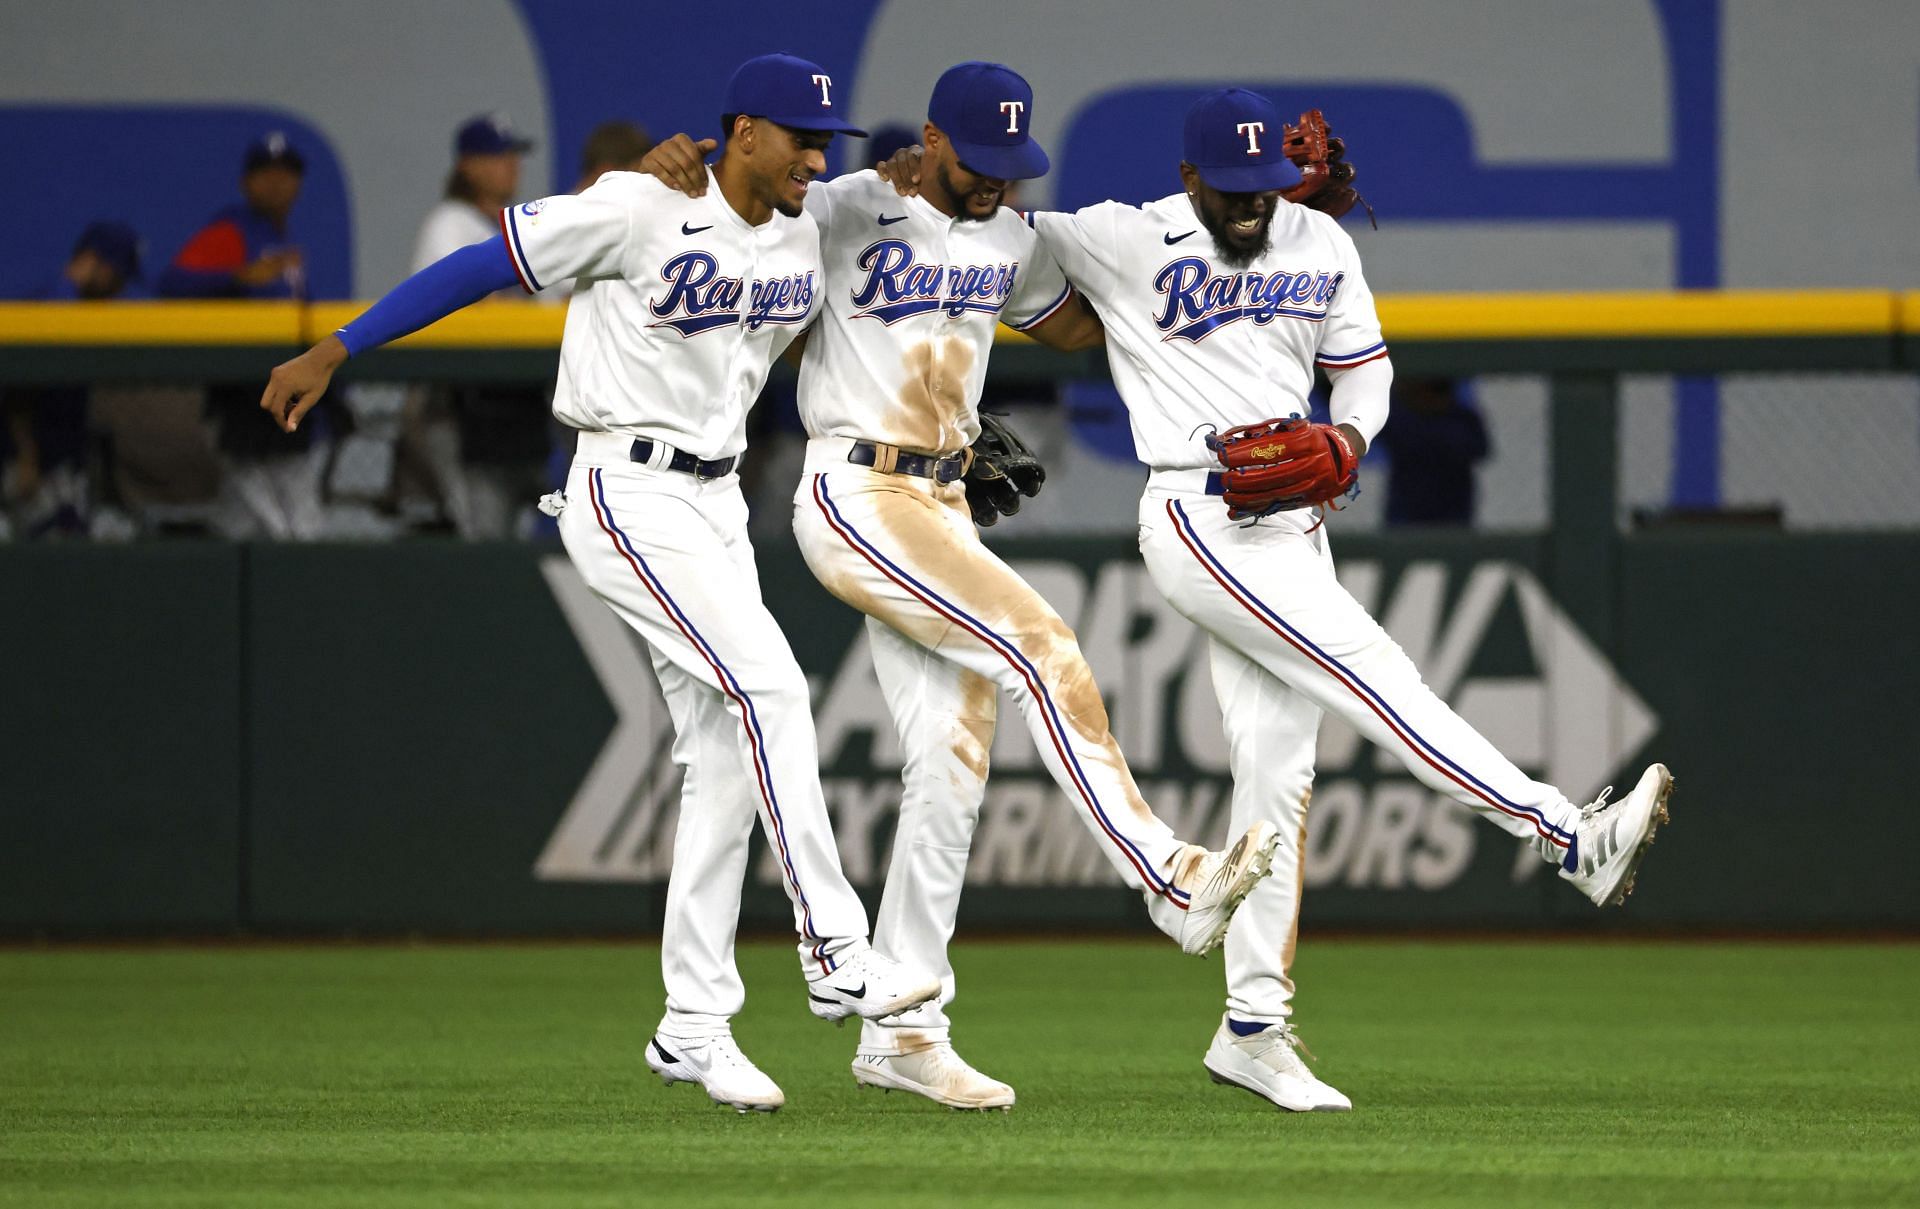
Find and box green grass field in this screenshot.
[2,939,1915,1208]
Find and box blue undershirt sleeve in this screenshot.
[335,236,522,356]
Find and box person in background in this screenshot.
[40,221,144,301]
[1373,376,1492,526]
[158,133,307,299]
[399,113,546,538]
[571,120,654,192]
[864,123,919,170]
[412,113,534,272]
[159,133,327,538]
[2,223,147,538]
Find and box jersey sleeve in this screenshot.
[1027,202,1125,305]
[497,174,641,293]
[1001,226,1073,331]
[802,172,839,228]
[1314,223,1388,370]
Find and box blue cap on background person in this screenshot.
[243,130,306,175]
[456,113,535,156]
[1183,88,1291,193]
[927,61,1048,181]
[866,123,919,170]
[73,221,143,281]
[723,53,868,136]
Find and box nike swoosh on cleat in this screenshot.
[681,222,713,235]
[650,1037,681,1064]
[809,982,866,1001]
[1164,230,1197,244]
[877,214,908,226]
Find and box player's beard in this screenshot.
[937,160,1000,223]
[1197,191,1275,269]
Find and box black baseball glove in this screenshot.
[964,410,1046,527]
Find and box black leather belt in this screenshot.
[848,441,970,484]
[630,438,735,479]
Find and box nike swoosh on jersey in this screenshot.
[1164,230,1198,244]
[681,222,713,235]
[877,214,908,226]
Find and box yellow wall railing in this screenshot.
[0,290,1915,349]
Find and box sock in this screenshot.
[1227,1017,1273,1038]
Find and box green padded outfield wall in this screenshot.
[3,535,1916,933]
[1,545,244,931]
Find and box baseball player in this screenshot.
[638,62,1283,1112]
[258,53,944,1116]
[872,88,1674,1112]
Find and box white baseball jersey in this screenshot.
[1032,195,1387,469]
[796,171,1073,454]
[412,199,497,272]
[501,168,820,459]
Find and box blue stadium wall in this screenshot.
[5,1,1918,511]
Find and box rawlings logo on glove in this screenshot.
[1207,417,1360,519]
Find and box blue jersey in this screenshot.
[157,204,304,299]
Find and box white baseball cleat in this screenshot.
[1564,763,1674,907]
[805,943,942,1026]
[1175,821,1281,956]
[853,1041,1016,1111]
[645,1033,785,1114]
[1203,1017,1352,1112]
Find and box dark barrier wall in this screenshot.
[4,534,1917,934]
[3,546,243,931]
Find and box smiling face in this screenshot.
[921,124,1006,223]
[1179,162,1276,269]
[742,118,831,218]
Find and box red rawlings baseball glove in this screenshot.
[1207,417,1360,519]
[1279,109,1374,227]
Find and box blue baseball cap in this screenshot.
[724,53,868,137]
[1183,89,1292,193]
[243,130,306,175]
[867,123,920,170]
[73,221,143,281]
[456,113,535,156]
[927,61,1048,181]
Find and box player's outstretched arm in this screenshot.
[638,134,719,197]
[260,334,349,433]
[260,236,521,432]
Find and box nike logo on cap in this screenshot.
[1164,230,1197,244]
[877,214,908,226]
[681,222,713,235]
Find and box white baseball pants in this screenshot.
[558,435,871,1038]
[792,439,1203,1049]
[1136,474,1582,1023]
